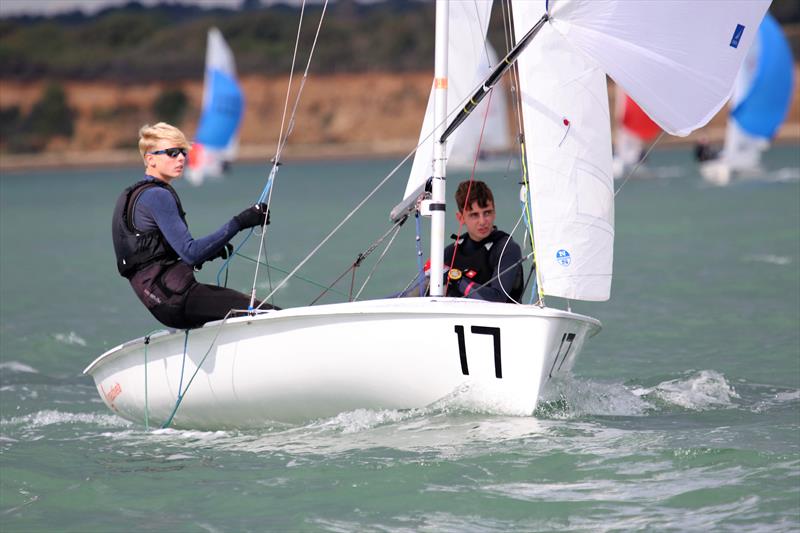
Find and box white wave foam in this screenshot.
[2,409,131,429]
[428,382,537,417]
[313,408,413,434]
[744,254,791,266]
[635,370,739,410]
[775,390,800,402]
[539,376,653,418]
[771,167,800,182]
[54,331,87,346]
[0,361,39,374]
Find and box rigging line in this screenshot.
[440,13,549,144]
[161,313,233,429]
[414,212,425,297]
[396,270,426,299]
[614,131,666,197]
[233,252,349,297]
[310,266,355,306]
[141,329,163,431]
[308,217,405,305]
[250,2,330,309]
[445,89,494,295]
[497,211,525,304]
[354,224,402,301]
[272,0,307,161]
[466,250,533,303]
[472,0,492,67]
[254,44,516,309]
[276,0,330,161]
[501,0,525,138]
[161,330,190,429]
[255,148,417,308]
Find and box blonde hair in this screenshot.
[138,122,189,167]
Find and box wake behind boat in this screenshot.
[85,0,770,429]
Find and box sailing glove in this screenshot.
[214,243,234,261]
[235,203,270,229]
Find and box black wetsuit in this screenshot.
[443,229,524,303]
[112,176,274,329]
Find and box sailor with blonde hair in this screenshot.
[112,122,278,329]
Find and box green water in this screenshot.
[1,146,799,532]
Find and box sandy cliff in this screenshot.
[1,68,798,170]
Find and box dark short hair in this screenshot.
[455,180,494,213]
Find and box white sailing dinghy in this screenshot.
[186,27,245,186]
[85,0,769,429]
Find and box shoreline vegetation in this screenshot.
[1,2,798,172]
[1,70,798,172]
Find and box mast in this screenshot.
[428,0,449,297]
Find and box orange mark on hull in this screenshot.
[100,382,122,412]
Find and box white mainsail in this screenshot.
[547,0,771,136]
[404,0,494,200]
[513,0,614,302]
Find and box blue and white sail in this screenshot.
[721,13,794,171]
[187,28,245,186]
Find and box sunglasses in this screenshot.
[148,147,188,158]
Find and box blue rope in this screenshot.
[414,212,425,297]
[216,230,254,286]
[215,164,280,285]
[161,330,190,429]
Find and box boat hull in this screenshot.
[84,298,600,429]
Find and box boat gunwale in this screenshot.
[83,297,601,376]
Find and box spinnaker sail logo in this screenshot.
[556,249,571,267]
[730,24,745,48]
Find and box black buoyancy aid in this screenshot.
[444,229,524,301]
[111,179,187,279]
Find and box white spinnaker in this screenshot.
[547,0,771,136]
[513,0,614,302]
[404,0,494,200]
[448,43,512,169]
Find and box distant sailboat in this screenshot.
[187,28,245,186]
[699,13,794,185]
[612,89,661,179]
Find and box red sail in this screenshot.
[620,93,661,142]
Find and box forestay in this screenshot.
[513,0,614,302]
[404,0,494,200]
[547,0,772,136]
